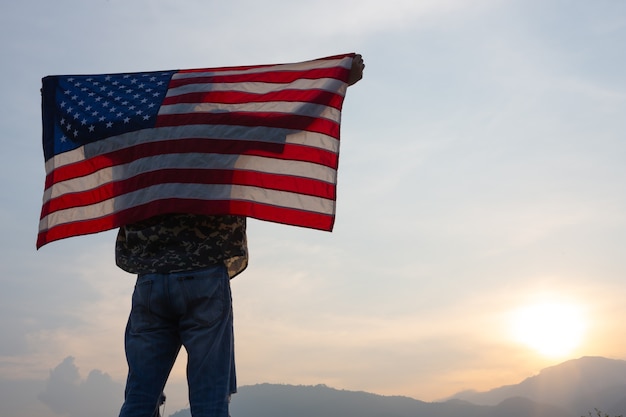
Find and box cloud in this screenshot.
[38,356,124,417]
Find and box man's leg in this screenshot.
[176,265,235,417]
[119,274,181,417]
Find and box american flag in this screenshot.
[37,53,356,249]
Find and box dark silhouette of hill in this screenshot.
[167,356,626,417]
[448,356,626,416]
[168,383,569,417]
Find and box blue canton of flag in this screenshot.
[42,70,175,160]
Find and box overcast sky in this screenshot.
[2,0,626,416]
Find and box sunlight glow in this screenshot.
[510,301,587,358]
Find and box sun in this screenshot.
[509,301,587,358]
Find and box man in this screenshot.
[116,54,364,417]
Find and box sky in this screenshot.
[1,0,626,415]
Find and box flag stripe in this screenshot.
[41,167,337,217]
[43,153,336,204]
[44,137,338,190]
[45,125,339,174]
[158,101,341,123]
[40,183,335,231]
[166,66,350,88]
[173,55,349,77]
[37,198,334,249]
[162,89,346,109]
[165,78,346,100]
[155,111,341,138]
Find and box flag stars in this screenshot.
[55,69,171,145]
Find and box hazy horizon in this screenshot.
[2,0,626,416]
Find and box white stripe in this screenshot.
[170,56,352,80]
[39,183,335,231]
[158,100,342,124]
[165,77,347,98]
[43,153,337,203]
[44,147,87,175]
[45,125,339,173]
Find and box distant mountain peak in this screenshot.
[449,356,626,416]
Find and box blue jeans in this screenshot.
[119,264,236,417]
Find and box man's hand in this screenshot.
[348,54,365,86]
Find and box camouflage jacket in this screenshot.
[115,214,248,278]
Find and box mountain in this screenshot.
[448,356,626,416]
[168,385,570,417]
[167,356,626,417]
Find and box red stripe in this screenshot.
[174,53,353,74]
[155,112,340,138]
[45,138,338,189]
[162,88,345,109]
[168,66,350,88]
[37,198,334,249]
[41,168,336,217]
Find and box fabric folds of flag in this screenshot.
[37,53,356,249]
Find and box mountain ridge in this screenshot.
[448,356,626,415]
[167,356,626,417]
